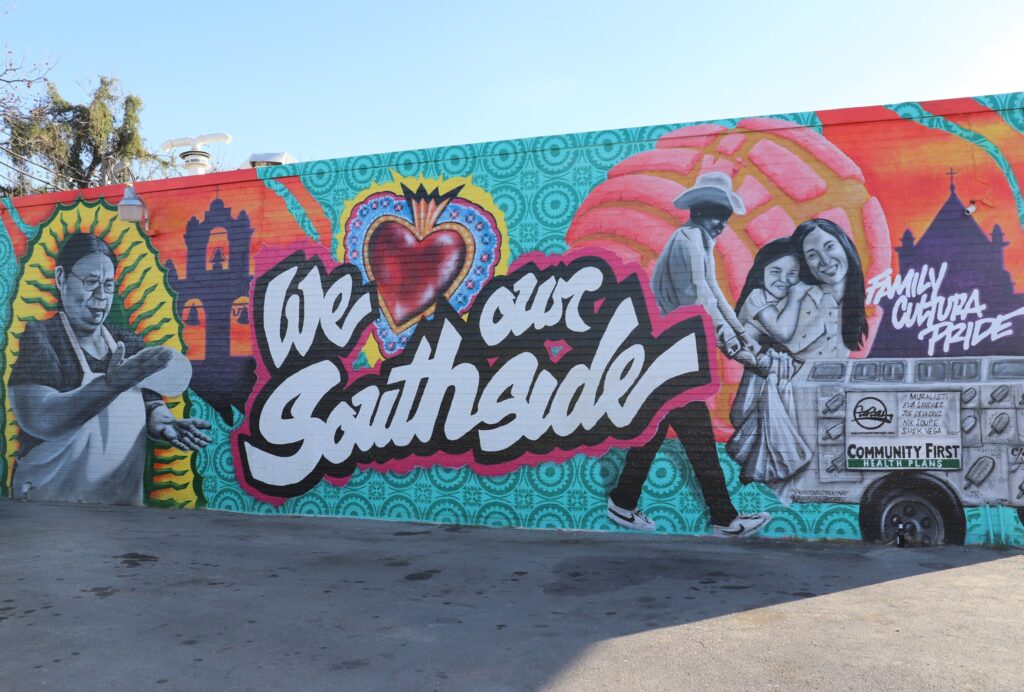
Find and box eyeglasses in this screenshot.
[70,270,116,295]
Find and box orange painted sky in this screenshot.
[819,102,1024,287]
[2,176,326,362]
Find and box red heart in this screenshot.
[367,220,468,329]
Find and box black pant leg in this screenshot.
[609,418,669,511]
[668,401,738,527]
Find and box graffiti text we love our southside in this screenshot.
[237,251,714,498]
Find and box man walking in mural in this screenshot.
[8,233,211,505]
[606,172,772,536]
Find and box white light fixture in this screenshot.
[118,185,146,223]
[114,164,152,233]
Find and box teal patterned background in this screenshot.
[189,109,1024,545]
[5,98,1024,546]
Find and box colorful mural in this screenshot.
[3,92,1024,546]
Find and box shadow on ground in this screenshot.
[1,500,1021,690]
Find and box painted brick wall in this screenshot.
[3,91,1024,546]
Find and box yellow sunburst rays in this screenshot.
[0,199,200,507]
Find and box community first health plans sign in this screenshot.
[845,391,962,470]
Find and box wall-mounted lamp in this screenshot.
[113,163,152,233]
[118,185,148,226]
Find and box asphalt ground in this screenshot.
[1,499,1022,691]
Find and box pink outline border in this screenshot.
[233,244,719,506]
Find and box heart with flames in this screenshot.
[343,179,503,356]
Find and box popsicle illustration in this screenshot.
[961,387,978,406]
[826,453,844,473]
[822,393,845,414]
[988,412,1011,437]
[964,456,995,489]
[823,422,844,441]
[962,415,978,434]
[989,385,1011,404]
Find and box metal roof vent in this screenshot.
[246,152,298,168]
[161,133,233,175]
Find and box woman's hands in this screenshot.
[146,405,212,451]
[106,345,210,450]
[106,344,172,392]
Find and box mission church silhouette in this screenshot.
[870,169,1024,357]
[165,198,256,422]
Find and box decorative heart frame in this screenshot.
[344,180,502,356]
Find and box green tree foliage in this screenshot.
[2,76,167,195]
[0,37,48,194]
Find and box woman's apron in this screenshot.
[14,313,148,505]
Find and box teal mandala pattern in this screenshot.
[386,149,433,178]
[480,139,528,180]
[380,493,419,521]
[233,102,1024,546]
[532,134,582,176]
[341,155,381,189]
[426,464,470,493]
[489,183,529,228]
[975,93,1024,136]
[201,432,904,541]
[582,128,641,169]
[434,144,476,178]
[474,500,518,527]
[200,405,1024,542]
[526,460,575,498]
[427,498,471,525]
[0,202,37,495]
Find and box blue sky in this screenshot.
[5,0,1023,171]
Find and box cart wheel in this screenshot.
[859,474,966,546]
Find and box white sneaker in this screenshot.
[713,512,771,538]
[607,498,656,532]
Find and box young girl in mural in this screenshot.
[8,233,211,505]
[726,238,814,493]
[734,238,811,349]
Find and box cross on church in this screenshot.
[947,166,958,191]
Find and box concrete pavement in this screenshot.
[1,500,1022,691]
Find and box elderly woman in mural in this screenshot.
[8,233,211,505]
[728,219,868,500]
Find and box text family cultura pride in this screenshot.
[867,262,1024,355]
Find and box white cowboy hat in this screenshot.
[673,171,746,215]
